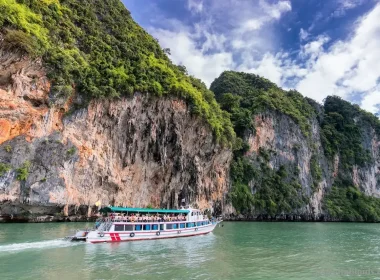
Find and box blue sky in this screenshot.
[122,0,380,113]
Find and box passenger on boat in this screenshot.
[105,212,191,222]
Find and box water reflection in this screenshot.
[83,233,219,279]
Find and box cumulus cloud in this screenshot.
[146,0,380,113]
[150,0,291,86]
[238,0,291,33]
[295,3,380,111]
[151,28,234,86]
[237,3,380,113]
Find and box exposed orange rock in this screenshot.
[0,53,63,145]
[248,114,275,155]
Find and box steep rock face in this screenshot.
[247,111,330,218]
[0,45,62,145]
[0,54,231,221]
[211,71,380,221]
[351,126,380,197]
[229,107,380,221]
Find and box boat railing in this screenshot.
[110,218,186,223]
[96,216,210,231]
[105,217,207,223]
[97,219,113,232]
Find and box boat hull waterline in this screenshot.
[66,206,220,243]
[67,223,217,243]
[93,223,216,243]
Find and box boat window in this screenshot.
[173,224,178,229]
[135,225,142,231]
[186,223,194,228]
[160,224,164,231]
[115,224,124,231]
[125,225,134,231]
[197,222,201,226]
[180,223,185,229]
[166,224,173,230]
[143,224,151,231]
[152,224,158,230]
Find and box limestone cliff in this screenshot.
[2,0,380,222]
[245,110,330,220]
[212,71,380,222]
[0,52,231,222]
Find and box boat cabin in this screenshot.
[97,206,211,233]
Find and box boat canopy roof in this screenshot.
[99,206,190,214]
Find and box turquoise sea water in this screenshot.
[1,222,380,280]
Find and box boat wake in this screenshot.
[0,239,82,253]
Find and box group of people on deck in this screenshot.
[108,213,189,222]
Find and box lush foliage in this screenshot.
[324,186,380,222]
[320,96,380,220]
[0,0,234,144]
[321,96,376,169]
[66,146,76,156]
[16,161,31,181]
[214,71,311,215]
[229,157,256,214]
[211,71,315,136]
[0,162,11,176]
[229,147,307,215]
[4,145,12,153]
[310,154,322,190]
[253,164,307,216]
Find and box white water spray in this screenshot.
[0,239,82,253]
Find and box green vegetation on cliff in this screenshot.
[320,96,380,222]
[214,71,312,216]
[0,162,11,176]
[321,96,378,168]
[16,161,30,181]
[252,163,307,217]
[214,71,380,220]
[324,186,380,222]
[0,0,234,145]
[211,71,315,136]
[228,147,308,216]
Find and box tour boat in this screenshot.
[67,206,220,243]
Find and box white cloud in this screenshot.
[332,0,367,18]
[235,3,380,113]
[299,28,309,41]
[187,0,203,13]
[295,3,380,111]
[238,0,291,33]
[263,0,292,20]
[151,29,234,86]
[150,0,291,86]
[144,0,380,114]
[361,87,380,114]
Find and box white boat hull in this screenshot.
[86,223,217,243]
